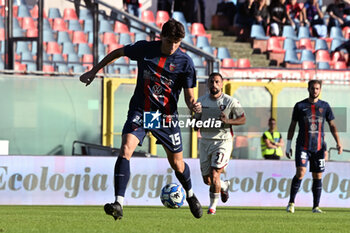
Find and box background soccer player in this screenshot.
[80,19,203,220]
[285,80,343,213]
[195,73,246,215]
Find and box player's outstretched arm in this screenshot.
[80,47,125,86]
[286,120,296,159]
[329,120,343,154]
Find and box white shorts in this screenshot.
[199,138,233,176]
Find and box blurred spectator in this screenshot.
[158,0,174,16]
[198,0,206,27]
[216,0,237,26]
[260,118,284,160]
[174,0,197,23]
[303,0,327,37]
[235,0,255,27]
[334,40,350,64]
[123,0,140,17]
[269,0,288,36]
[74,0,93,18]
[326,0,350,29]
[286,0,304,30]
[251,0,270,31]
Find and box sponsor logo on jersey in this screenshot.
[152,84,162,95]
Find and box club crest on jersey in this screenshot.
[169,63,176,71]
[219,105,226,111]
[319,108,323,113]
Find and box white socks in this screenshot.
[209,192,220,210]
[187,188,194,198]
[115,195,124,207]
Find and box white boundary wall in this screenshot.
[0,156,349,207]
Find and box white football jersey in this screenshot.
[196,93,245,140]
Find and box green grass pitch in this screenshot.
[0,206,349,233]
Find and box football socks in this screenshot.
[175,162,193,197]
[209,192,220,211]
[289,175,302,204]
[114,156,130,197]
[312,179,322,208]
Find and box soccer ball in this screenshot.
[160,183,186,209]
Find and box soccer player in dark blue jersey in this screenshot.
[285,80,343,213]
[80,19,203,220]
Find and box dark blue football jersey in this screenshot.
[292,98,335,152]
[123,40,196,116]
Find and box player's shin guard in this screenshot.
[175,162,193,196]
[312,179,322,208]
[114,156,130,198]
[289,175,302,203]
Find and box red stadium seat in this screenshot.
[315,50,331,62]
[342,26,350,40]
[114,21,130,33]
[82,54,93,64]
[331,51,347,63]
[43,64,55,72]
[237,58,251,68]
[46,41,61,54]
[156,11,169,28]
[221,58,236,68]
[15,62,26,71]
[191,23,207,36]
[141,10,155,23]
[298,38,313,51]
[333,61,347,69]
[107,43,123,53]
[267,37,283,52]
[0,28,4,41]
[52,18,68,31]
[30,5,47,18]
[72,31,88,44]
[21,17,36,30]
[302,61,315,69]
[103,32,118,44]
[27,28,38,37]
[63,8,78,20]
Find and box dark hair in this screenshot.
[208,72,223,80]
[269,117,276,122]
[161,19,185,39]
[308,80,322,89]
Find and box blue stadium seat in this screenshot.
[13,17,21,30]
[77,43,92,56]
[99,20,113,33]
[196,36,210,48]
[0,17,4,28]
[57,64,70,72]
[300,49,315,62]
[134,32,147,42]
[201,46,214,55]
[79,8,92,21]
[73,64,85,73]
[26,63,37,71]
[330,39,343,52]
[330,26,345,41]
[17,5,31,17]
[62,42,76,55]
[68,20,83,31]
[68,53,80,63]
[84,19,93,33]
[317,61,330,69]
[16,41,30,54]
[21,52,34,64]
[314,39,328,51]
[119,33,132,45]
[284,49,300,64]
[298,26,311,39]
[13,28,24,37]
[172,11,187,25]
[183,35,194,45]
[48,8,62,19]
[57,31,72,44]
[283,38,297,51]
[43,30,56,42]
[187,51,201,60]
[0,56,4,69]
[52,54,65,64]
[217,47,231,60]
[43,18,53,31]
[250,24,269,40]
[282,25,298,40]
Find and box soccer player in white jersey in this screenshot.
[195,72,246,215]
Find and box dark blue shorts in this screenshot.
[295,145,326,173]
[122,111,183,153]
